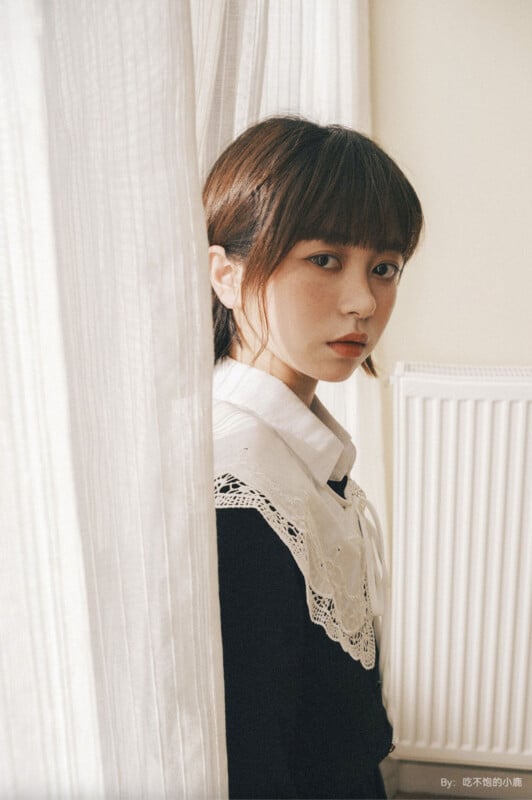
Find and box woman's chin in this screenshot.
[315,361,362,383]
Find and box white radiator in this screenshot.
[385,362,532,769]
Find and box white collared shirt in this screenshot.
[213,357,356,485]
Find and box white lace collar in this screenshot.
[212,357,387,670]
[213,357,356,484]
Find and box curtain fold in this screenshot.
[194,0,372,171]
[1,0,105,795]
[260,0,371,129]
[41,1,227,795]
[2,1,227,797]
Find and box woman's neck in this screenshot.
[229,345,317,407]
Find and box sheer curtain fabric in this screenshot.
[2,1,225,797]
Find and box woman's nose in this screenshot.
[339,275,377,318]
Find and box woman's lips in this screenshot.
[327,333,368,359]
[327,341,366,358]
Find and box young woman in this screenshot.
[204,116,423,799]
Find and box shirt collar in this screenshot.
[213,358,356,485]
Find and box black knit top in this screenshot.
[217,477,393,800]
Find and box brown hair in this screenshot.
[203,116,423,375]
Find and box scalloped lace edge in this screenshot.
[215,473,376,670]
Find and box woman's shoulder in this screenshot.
[213,398,273,446]
[213,399,310,494]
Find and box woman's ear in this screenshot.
[209,245,243,309]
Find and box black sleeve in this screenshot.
[217,507,306,800]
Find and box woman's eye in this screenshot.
[308,254,340,270]
[372,262,401,280]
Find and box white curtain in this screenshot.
[1,1,380,797]
[2,1,225,797]
[193,0,371,173]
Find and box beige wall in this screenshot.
[369,0,532,373]
[369,6,532,789]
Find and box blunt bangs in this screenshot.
[273,127,422,263]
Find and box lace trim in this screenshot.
[215,473,376,669]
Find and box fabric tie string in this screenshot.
[356,497,388,617]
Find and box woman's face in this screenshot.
[233,239,403,405]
